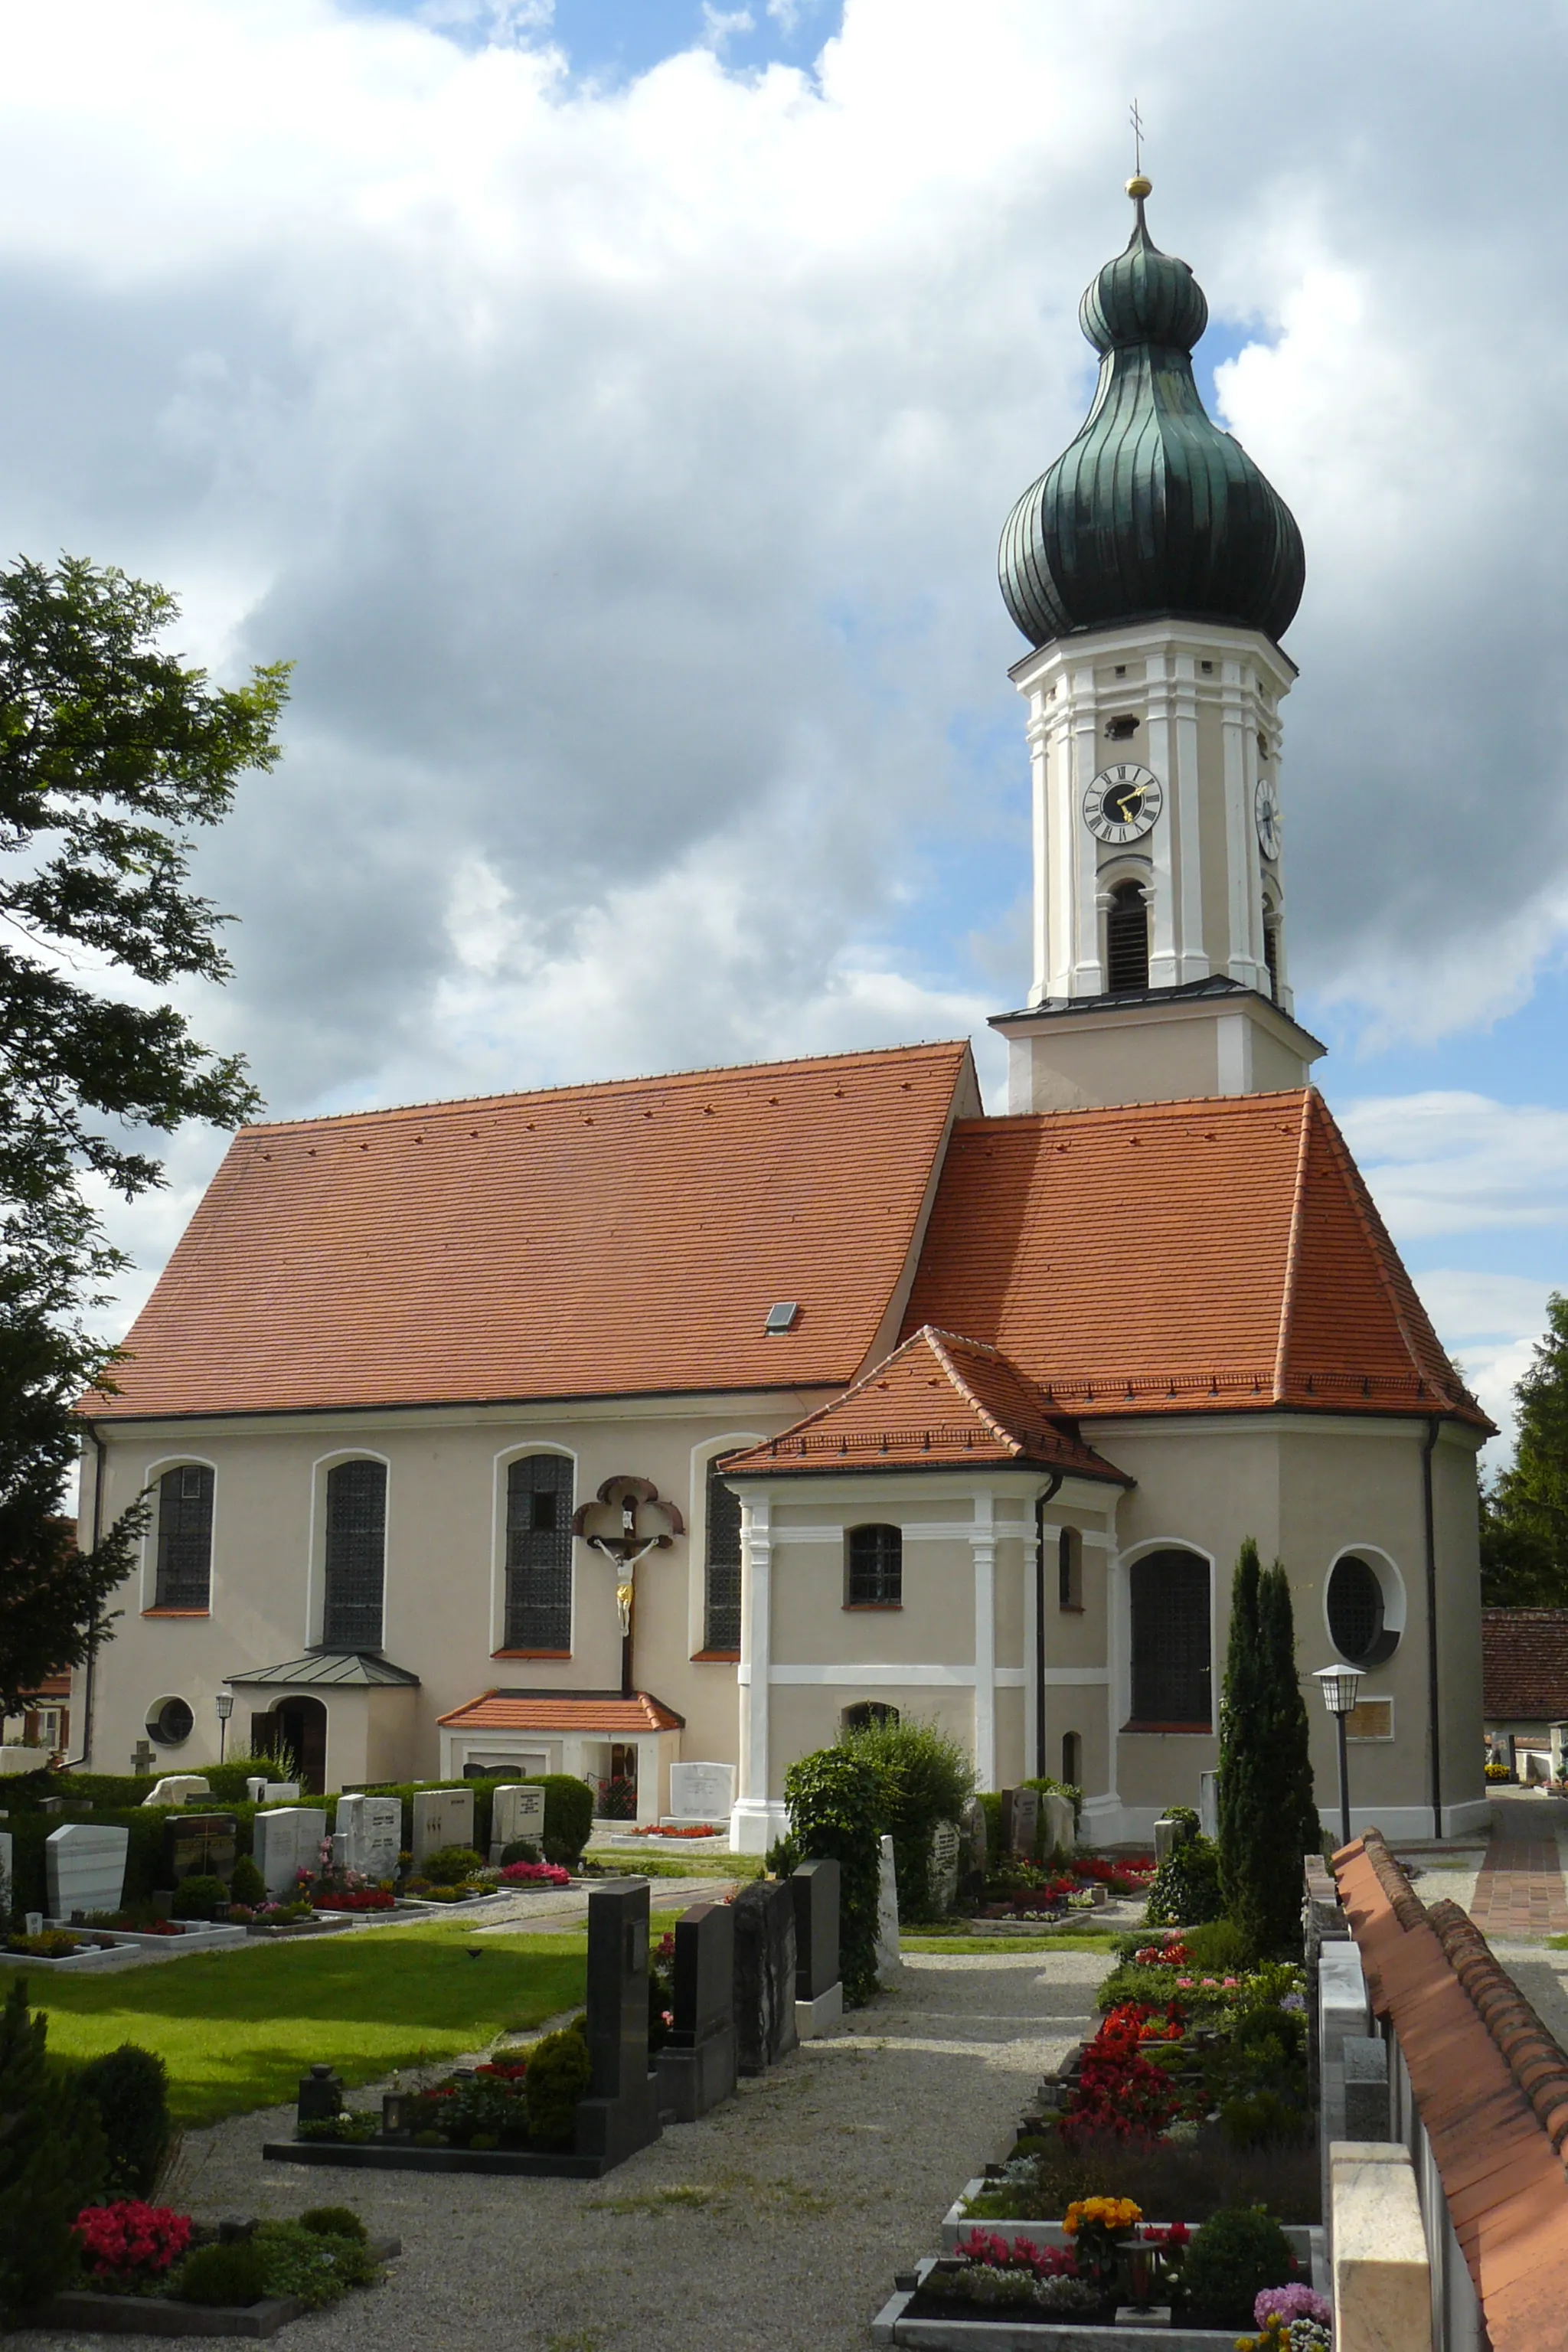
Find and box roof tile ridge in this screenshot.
[725,1326,948,1455]
[924,1328,1027,1457]
[1308,1089,1460,1411]
[1271,1090,1314,1406]
[1426,1898,1568,2157]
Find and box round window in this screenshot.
[146,1697,194,1747]
[1326,1557,1400,1668]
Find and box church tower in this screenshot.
[991,178,1325,1112]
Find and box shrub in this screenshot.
[499,1839,541,1867]
[176,2239,272,2308]
[77,2045,172,2198]
[1180,1918,1252,1973]
[779,1746,888,2004]
[170,1875,230,1922]
[298,2207,366,2243]
[1180,2205,1297,2327]
[838,1713,975,1922]
[229,1854,266,1907]
[253,2220,377,2308]
[524,2026,590,2148]
[0,1978,106,2319]
[1145,1834,1223,1926]
[420,1846,485,1887]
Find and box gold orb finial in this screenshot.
[1126,173,1152,200]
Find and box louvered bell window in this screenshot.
[848,1524,903,1607]
[1129,1549,1211,1727]
[155,1465,214,1609]
[704,1464,742,1654]
[1106,882,1149,992]
[322,1459,387,1649]
[505,1454,574,1651]
[1263,920,1280,1003]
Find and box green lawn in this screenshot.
[29,1920,589,2126]
[901,1931,1119,1956]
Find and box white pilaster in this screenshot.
[1070,670,1103,994]
[972,1492,997,1792]
[1173,656,1207,981]
[1028,691,1051,1005]
[1142,648,1178,987]
[730,1495,778,1852]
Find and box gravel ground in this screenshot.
[13,1946,1111,2352]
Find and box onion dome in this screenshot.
[1000,182,1305,649]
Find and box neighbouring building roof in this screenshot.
[1336,1829,1568,2348]
[85,1041,975,1420]
[902,1089,1489,1425]
[438,1690,684,1736]
[720,1325,1133,1481]
[1482,1610,1568,1724]
[224,1652,421,1688]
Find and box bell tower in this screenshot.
[991,178,1325,1113]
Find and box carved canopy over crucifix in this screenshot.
[572,1476,685,1697]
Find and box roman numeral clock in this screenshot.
[1083,761,1163,845]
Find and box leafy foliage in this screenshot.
[1218,1542,1318,1962]
[1144,1834,1223,1927]
[170,1875,230,1922]
[524,2025,590,2148]
[838,1712,975,1922]
[1482,1293,1568,1602]
[250,2220,379,2308]
[0,554,286,1710]
[0,1976,107,2318]
[175,2239,271,2307]
[229,1855,266,1908]
[77,2043,171,2197]
[778,1745,889,2004]
[419,1845,485,1888]
[1178,2205,1298,2327]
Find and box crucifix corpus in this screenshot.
[573,1476,685,1697]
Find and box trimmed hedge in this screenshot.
[347,1775,593,1864]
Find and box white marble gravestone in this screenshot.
[959,1794,988,1877]
[668,1762,736,1824]
[490,1785,547,1860]
[1043,1791,1076,1855]
[337,1794,403,1880]
[928,1821,961,1914]
[874,1833,902,1988]
[253,1807,328,1899]
[45,1823,129,1920]
[267,1782,302,1802]
[1198,1770,1219,1841]
[142,1775,211,1807]
[412,1785,475,1866]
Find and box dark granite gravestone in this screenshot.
[574,1878,662,2167]
[732,1878,799,2076]
[791,1857,843,2037]
[1001,1785,1040,1859]
[164,1812,239,1887]
[655,1901,737,2123]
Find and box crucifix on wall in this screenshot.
[573,1475,684,1698]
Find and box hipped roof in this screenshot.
[437,1690,684,1735]
[1482,1610,1568,1723]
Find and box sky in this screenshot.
[8,0,1567,1459]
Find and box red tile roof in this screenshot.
[1483,1611,1568,1723]
[438,1690,684,1734]
[902,1089,1488,1424]
[720,1325,1132,1480]
[87,1043,974,1419]
[1336,1830,1568,2346]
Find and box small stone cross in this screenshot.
[132,1739,155,1774]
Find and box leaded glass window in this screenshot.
[704,1464,742,1654]
[847,1524,902,1607]
[322,1459,387,1649]
[155,1465,214,1610]
[505,1454,574,1651]
[1129,1549,1210,1727]
[1327,1554,1398,1667]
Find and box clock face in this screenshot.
[1084,763,1163,844]
[1255,777,1282,861]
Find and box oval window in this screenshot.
[1326,1557,1399,1668]
[147,1696,194,1747]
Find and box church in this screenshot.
[75,181,1490,1848]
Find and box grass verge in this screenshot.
[901,1931,1119,1956]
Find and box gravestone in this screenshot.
[245,1777,267,1804]
[268,1782,302,1802]
[45,1823,129,1921]
[574,1877,662,2167]
[874,1832,903,1988]
[164,1813,238,1887]
[791,1857,843,2037]
[0,1828,11,1916]
[490,1784,547,1863]
[1197,1769,1219,1840]
[1154,1815,1191,1867]
[928,1821,961,1916]
[253,1807,328,1899]
[668,1761,736,1824]
[655,1900,737,2122]
[337,1793,403,1880]
[1043,1791,1076,1855]
[731,1878,799,2076]
[412,1785,475,1866]
[142,1775,211,1808]
[1001,1785,1040,1859]
[959,1795,988,1882]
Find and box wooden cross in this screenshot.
[1129,98,1145,177]
[132,1739,155,1774]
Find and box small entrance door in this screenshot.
[270,1696,328,1794]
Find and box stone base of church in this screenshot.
[730,1799,789,1854]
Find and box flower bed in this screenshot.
[0,1927,126,1971]
[497,1859,572,1887]
[625,1821,724,1839]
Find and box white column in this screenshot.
[1070,668,1104,994]
[1143,648,1179,987]
[730,1494,775,1852]
[1023,1507,1040,1781]
[1028,691,1051,1006]
[1048,697,1076,1000]
[1173,658,1207,980]
[972,1492,997,1792]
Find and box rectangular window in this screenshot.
[154,1464,214,1610]
[1057,1527,1083,1611]
[322,1459,387,1649]
[847,1524,903,1608]
[505,1455,574,1651]
[1129,1550,1211,1728]
[704,1465,742,1654]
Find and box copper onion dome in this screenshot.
[999,184,1305,649]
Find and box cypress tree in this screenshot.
[1219,1540,1321,1959]
[1217,1538,1267,1952]
[1259,1560,1321,1945]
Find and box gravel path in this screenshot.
[15,1947,1111,2352]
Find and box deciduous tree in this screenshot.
[1481,1294,1568,1606]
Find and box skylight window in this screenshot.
[764,1302,799,1334]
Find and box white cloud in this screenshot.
[1335,1095,1568,1240]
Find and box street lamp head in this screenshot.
[214,1692,235,1721]
[1314,1664,1364,1718]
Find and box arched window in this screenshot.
[1106,881,1149,992]
[704,1463,743,1655]
[322,1459,387,1650]
[843,1701,900,1732]
[1058,1526,1083,1612]
[847,1524,902,1607]
[1327,1554,1400,1668]
[505,1454,574,1652]
[154,1465,213,1610]
[1060,1730,1082,1787]
[1129,1549,1211,1729]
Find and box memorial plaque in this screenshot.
[165,1812,238,1887]
[656,1900,737,2122]
[731,1879,799,2076]
[574,1878,662,2167]
[412,1785,475,1866]
[253,1807,328,1899]
[1001,1785,1040,1858]
[336,1793,402,1880]
[929,1820,961,1914]
[874,1832,902,1988]
[45,1823,129,1920]
[668,1761,736,1824]
[491,1784,547,1860]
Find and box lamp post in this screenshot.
[1314,1665,1364,1850]
[214,1690,234,1766]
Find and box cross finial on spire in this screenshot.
[1129,98,1145,178]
